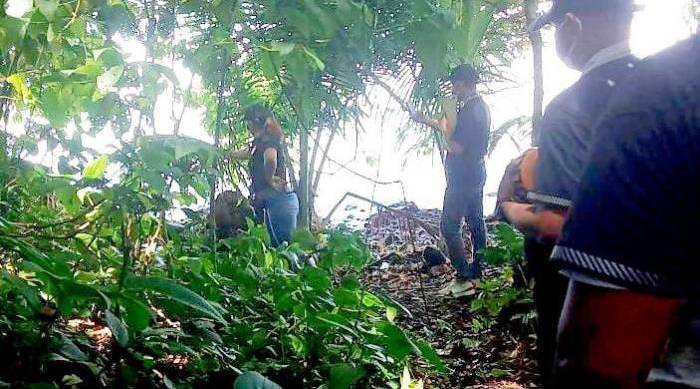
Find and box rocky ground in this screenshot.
[359,202,540,388]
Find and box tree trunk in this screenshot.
[525,0,544,145]
[298,127,310,229]
[307,128,322,219]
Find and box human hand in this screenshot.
[270,176,287,192]
[497,158,522,203]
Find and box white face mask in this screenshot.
[558,14,583,69]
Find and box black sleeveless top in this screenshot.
[249,135,287,198]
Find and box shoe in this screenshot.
[438,279,479,297]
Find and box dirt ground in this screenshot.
[360,203,540,388]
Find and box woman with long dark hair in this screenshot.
[239,104,299,246]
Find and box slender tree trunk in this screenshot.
[298,127,310,229]
[307,128,322,220]
[211,60,228,224]
[526,0,544,145]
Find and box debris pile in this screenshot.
[360,202,539,389]
[363,201,473,263]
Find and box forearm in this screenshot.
[415,115,452,139]
[501,202,566,241]
[502,202,541,237]
[263,160,276,185]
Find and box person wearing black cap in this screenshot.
[549,32,699,388]
[499,0,639,385]
[412,64,491,297]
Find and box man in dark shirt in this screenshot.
[500,0,638,384]
[550,34,700,388]
[413,64,491,296]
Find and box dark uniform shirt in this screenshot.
[529,55,639,209]
[551,35,700,297]
[249,135,287,199]
[445,95,490,188]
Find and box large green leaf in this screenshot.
[120,296,152,332]
[416,339,448,374]
[104,310,129,347]
[376,322,418,360]
[329,364,365,389]
[97,65,124,92]
[40,84,72,127]
[82,155,109,180]
[56,334,88,362]
[125,276,226,323]
[233,372,282,389]
[35,0,58,21]
[0,16,28,51]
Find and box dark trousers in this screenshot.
[525,238,569,388]
[440,182,486,279]
[254,192,299,247]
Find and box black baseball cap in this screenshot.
[449,64,479,84]
[529,0,639,32]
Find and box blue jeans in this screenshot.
[262,192,299,247]
[440,182,487,280]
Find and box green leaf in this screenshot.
[292,229,318,251]
[46,23,55,42]
[386,305,398,323]
[168,137,213,160]
[56,334,88,361]
[416,339,448,374]
[74,62,103,78]
[361,292,383,308]
[488,368,511,378]
[287,334,306,357]
[300,266,330,290]
[329,363,365,389]
[270,41,295,56]
[97,65,124,92]
[314,312,357,336]
[302,46,325,71]
[0,17,28,51]
[93,47,123,67]
[36,0,58,21]
[82,155,108,179]
[376,322,417,360]
[334,288,359,306]
[40,85,71,127]
[104,310,129,347]
[120,296,152,332]
[55,186,80,214]
[125,276,225,323]
[6,73,32,102]
[233,372,282,389]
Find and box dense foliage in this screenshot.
[0,135,453,387]
[0,0,529,224]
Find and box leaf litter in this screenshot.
[359,202,540,388]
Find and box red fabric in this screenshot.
[553,280,685,389]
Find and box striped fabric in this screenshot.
[551,245,666,290]
[527,191,572,208]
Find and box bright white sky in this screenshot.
[9,0,697,222]
[316,0,698,223]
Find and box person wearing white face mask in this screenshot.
[499,0,639,386]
